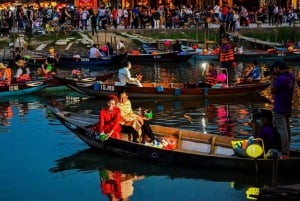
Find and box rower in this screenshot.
[114,61,143,87]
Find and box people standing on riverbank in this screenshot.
[271,60,295,159]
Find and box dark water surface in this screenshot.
[1,60,300,201]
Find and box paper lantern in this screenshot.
[217,73,226,82]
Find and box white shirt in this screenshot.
[15,68,30,78]
[214,5,220,14]
[117,42,125,50]
[118,67,142,87]
[123,9,128,18]
[89,47,101,58]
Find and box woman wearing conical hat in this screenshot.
[14,59,31,82]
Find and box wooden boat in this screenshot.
[57,53,128,68]
[50,109,300,174]
[0,79,53,97]
[127,43,193,63]
[54,76,271,98]
[194,49,300,62]
[42,71,117,92]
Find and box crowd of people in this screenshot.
[0,2,298,38]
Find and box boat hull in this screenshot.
[57,54,127,68]
[0,80,52,96]
[51,110,300,174]
[127,52,193,63]
[55,76,270,98]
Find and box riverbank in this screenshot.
[0,21,299,58]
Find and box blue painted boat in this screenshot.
[57,53,128,68]
[0,80,52,97]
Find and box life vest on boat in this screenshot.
[212,47,220,54]
[0,68,12,86]
[131,50,141,55]
[219,49,234,62]
[16,74,31,82]
[205,75,217,86]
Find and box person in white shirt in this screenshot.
[115,61,142,87]
[117,40,126,54]
[81,7,89,30]
[89,44,101,58]
[123,8,129,29]
[213,3,220,23]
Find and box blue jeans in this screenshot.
[274,113,290,155]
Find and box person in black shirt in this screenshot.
[173,40,182,52]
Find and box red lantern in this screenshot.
[192,44,197,50]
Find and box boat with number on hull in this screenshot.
[54,76,271,98]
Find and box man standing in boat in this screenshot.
[270,60,295,159]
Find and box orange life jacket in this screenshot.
[0,68,12,86]
[220,49,234,62]
[206,75,217,86]
[16,74,31,82]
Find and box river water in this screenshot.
[1,59,300,201]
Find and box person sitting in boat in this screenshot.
[203,63,218,87]
[234,109,281,158]
[118,89,155,143]
[173,40,182,52]
[254,109,281,152]
[115,61,143,87]
[88,44,103,58]
[14,59,31,82]
[106,42,114,56]
[36,57,56,79]
[0,63,12,86]
[71,68,81,78]
[244,60,261,83]
[92,94,121,139]
[117,40,126,54]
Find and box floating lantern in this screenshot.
[217,73,227,82]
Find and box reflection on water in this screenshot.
[49,149,300,201]
[1,60,300,201]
